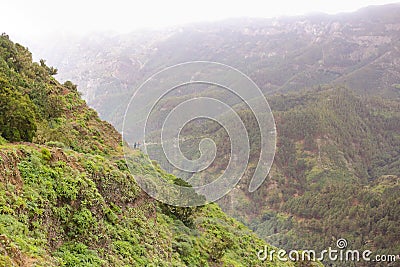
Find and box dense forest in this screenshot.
[251,88,400,258]
[174,86,400,266]
[0,34,322,266]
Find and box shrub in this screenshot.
[41,148,52,161]
[45,141,67,149]
[54,242,104,267]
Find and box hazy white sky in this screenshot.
[1,0,398,37]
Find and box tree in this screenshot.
[63,80,77,91]
[40,59,58,75]
[0,81,37,142]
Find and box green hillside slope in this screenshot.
[0,34,317,266]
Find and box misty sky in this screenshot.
[1,0,398,38]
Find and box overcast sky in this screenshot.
[1,0,398,39]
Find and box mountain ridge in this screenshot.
[25,3,400,127]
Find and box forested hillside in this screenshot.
[152,84,400,266]
[0,34,318,266]
[225,88,400,262]
[19,4,400,266]
[149,83,400,266]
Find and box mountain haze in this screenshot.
[28,4,400,127]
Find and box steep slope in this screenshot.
[18,5,400,266]
[0,34,315,266]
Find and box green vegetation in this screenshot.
[0,33,121,155]
[21,5,400,265]
[0,34,319,266]
[0,144,310,266]
[253,88,400,264]
[175,86,400,266]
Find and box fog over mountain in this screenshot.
[23,3,400,126]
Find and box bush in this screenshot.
[45,141,67,149]
[69,208,97,237]
[0,135,6,145]
[54,243,104,267]
[41,148,52,161]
